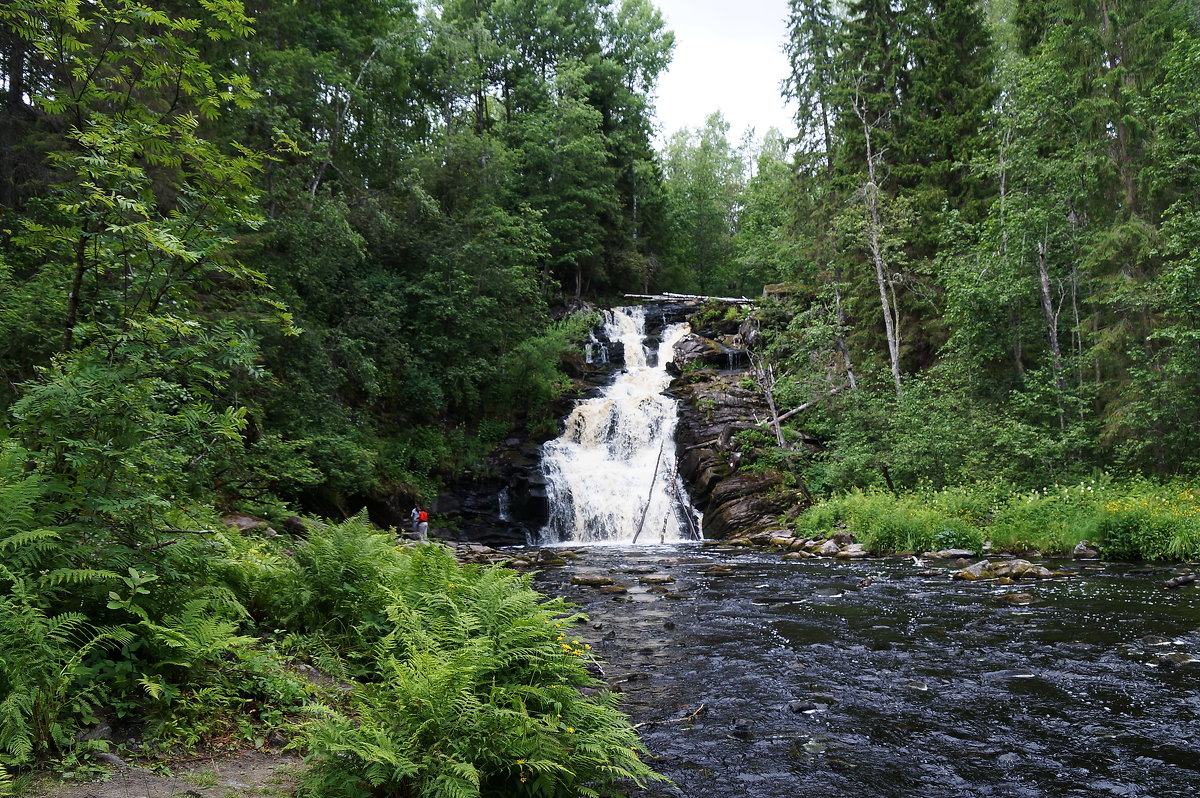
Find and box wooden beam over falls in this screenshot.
[624,291,755,304]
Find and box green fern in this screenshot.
[0,573,133,767]
[299,542,670,798]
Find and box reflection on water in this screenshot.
[530,545,1200,797]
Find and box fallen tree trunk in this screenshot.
[624,292,754,304]
[763,385,849,430]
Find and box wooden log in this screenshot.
[624,292,754,304]
[763,385,849,429]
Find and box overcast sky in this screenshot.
[649,0,797,145]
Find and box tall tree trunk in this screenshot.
[1098,0,1139,218]
[1036,234,1067,428]
[855,96,902,396]
[831,268,859,391]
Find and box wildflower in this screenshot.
[567,727,575,733]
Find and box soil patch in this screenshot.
[33,750,303,798]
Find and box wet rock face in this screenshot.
[667,319,808,540]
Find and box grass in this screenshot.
[794,478,1200,561]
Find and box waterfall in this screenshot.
[540,307,699,544]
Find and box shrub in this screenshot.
[794,489,983,554]
[1092,484,1200,561]
[300,545,669,798]
[989,481,1112,555]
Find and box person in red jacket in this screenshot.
[410,504,429,542]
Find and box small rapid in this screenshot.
[531,546,1200,798]
[540,307,699,545]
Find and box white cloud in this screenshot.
[649,0,797,144]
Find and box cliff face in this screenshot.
[667,313,808,540]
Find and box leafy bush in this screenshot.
[258,512,401,647]
[1092,485,1200,561]
[0,578,132,768]
[989,481,1111,555]
[797,478,1200,561]
[795,489,983,554]
[300,545,669,798]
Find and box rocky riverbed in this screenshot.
[527,544,1200,798]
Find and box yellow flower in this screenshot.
[567,727,574,733]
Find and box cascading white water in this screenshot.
[540,307,699,544]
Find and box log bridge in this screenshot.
[624,291,755,304]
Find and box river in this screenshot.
[531,545,1200,798]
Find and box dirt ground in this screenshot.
[32,750,304,798]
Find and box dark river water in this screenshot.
[528,544,1200,798]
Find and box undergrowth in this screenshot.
[0,446,667,797]
[795,478,1200,560]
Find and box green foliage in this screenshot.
[660,113,746,294]
[300,544,669,798]
[492,312,598,418]
[260,513,399,646]
[795,489,983,555]
[1090,484,1200,561]
[797,478,1200,561]
[0,573,133,767]
[988,481,1111,556]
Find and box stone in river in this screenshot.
[998,592,1036,605]
[571,573,614,586]
[819,539,841,556]
[1073,540,1101,559]
[702,564,736,575]
[783,550,814,561]
[992,560,1055,579]
[954,560,995,580]
[639,574,676,585]
[928,548,978,559]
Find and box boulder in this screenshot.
[1164,573,1196,590]
[928,548,977,559]
[954,560,996,580]
[993,559,1055,580]
[782,551,814,561]
[671,333,731,372]
[571,574,615,587]
[997,592,1036,605]
[221,513,270,533]
[819,539,841,557]
[1073,540,1101,560]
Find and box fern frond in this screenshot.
[38,568,120,588]
[0,528,59,553]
